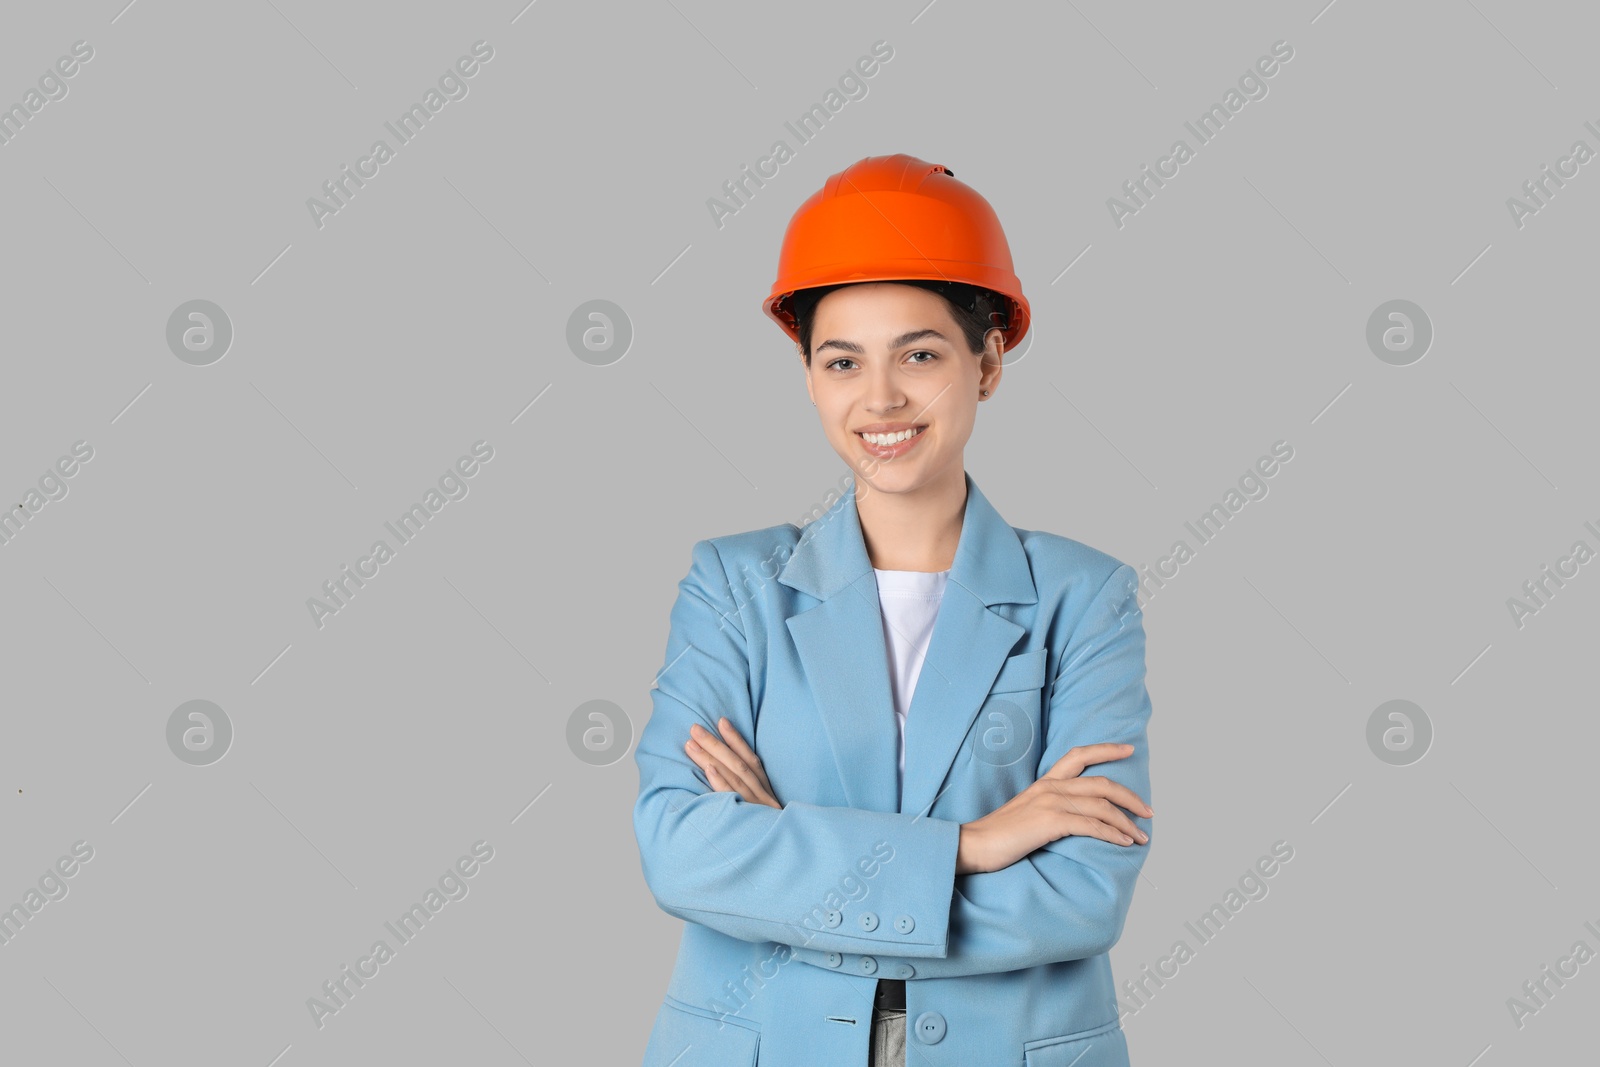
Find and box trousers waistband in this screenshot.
[874,978,905,1010]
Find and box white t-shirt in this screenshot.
[872,567,950,808]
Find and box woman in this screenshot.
[633,154,1154,1067]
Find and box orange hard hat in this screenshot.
[763,153,1031,354]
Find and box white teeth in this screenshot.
[860,427,922,446]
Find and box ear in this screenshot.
[978,328,1005,398]
[800,348,816,404]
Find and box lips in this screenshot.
[857,426,925,445]
[856,425,927,458]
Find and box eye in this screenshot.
[824,351,937,372]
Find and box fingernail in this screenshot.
[1119,834,1133,844]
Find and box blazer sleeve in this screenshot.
[788,563,1153,979]
[632,538,964,958]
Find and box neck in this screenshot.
[855,466,967,572]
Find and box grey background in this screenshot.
[2,0,1595,1063]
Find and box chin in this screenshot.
[854,463,927,492]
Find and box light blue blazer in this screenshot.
[633,471,1153,1067]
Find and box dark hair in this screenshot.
[790,280,1009,366]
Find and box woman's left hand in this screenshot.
[686,718,782,808]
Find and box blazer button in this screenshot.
[894,963,915,979]
[858,911,879,932]
[894,914,915,934]
[825,952,842,968]
[913,1011,947,1044]
[857,955,877,974]
[823,909,842,929]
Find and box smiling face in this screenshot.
[802,282,1004,497]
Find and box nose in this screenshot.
[864,363,907,415]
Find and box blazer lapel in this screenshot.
[778,471,1037,817]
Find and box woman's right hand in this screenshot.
[955,743,1152,875]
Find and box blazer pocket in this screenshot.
[990,648,1047,693]
[972,649,1048,772]
[643,995,760,1067]
[1023,1017,1128,1067]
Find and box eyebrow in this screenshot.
[813,329,953,356]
